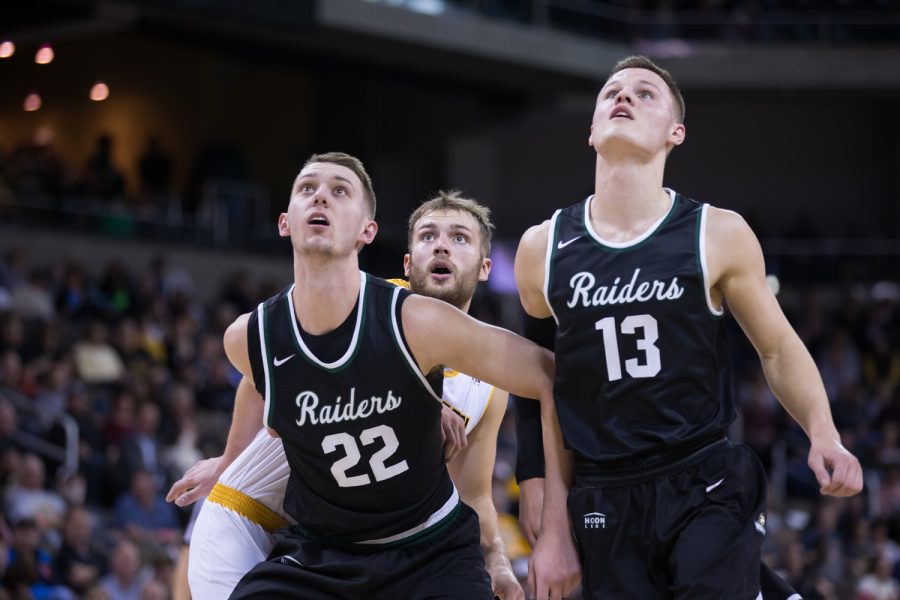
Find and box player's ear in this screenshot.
[403,254,412,277]
[478,257,491,282]
[588,124,594,147]
[669,122,686,147]
[358,219,378,246]
[277,213,290,237]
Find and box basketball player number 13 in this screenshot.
[595,314,661,381]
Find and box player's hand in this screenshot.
[488,564,525,600]
[166,456,224,507]
[440,404,467,463]
[517,477,544,547]
[527,528,580,600]
[808,438,863,497]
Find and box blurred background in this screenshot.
[1,0,899,598]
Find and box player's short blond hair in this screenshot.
[608,55,685,123]
[407,190,494,257]
[303,152,376,218]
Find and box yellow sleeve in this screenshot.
[386,278,410,289]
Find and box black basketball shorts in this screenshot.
[569,440,770,599]
[229,502,493,600]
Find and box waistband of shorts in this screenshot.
[207,482,290,533]
[574,435,729,487]
[291,487,462,553]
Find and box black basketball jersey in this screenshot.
[545,190,734,469]
[247,273,455,544]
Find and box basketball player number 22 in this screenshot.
[322,425,409,487]
[595,314,661,381]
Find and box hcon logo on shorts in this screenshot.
[583,512,606,529]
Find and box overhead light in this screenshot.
[24,92,41,111]
[0,41,14,58]
[35,44,54,64]
[90,81,109,101]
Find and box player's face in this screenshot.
[589,68,685,158]
[404,209,490,310]
[278,162,376,257]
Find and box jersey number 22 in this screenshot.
[321,424,409,487]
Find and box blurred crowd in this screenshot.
[0,243,898,599]
[446,0,900,44]
[0,130,265,247]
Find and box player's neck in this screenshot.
[291,257,362,336]
[592,153,669,230]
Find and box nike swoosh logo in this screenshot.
[273,354,295,367]
[557,236,581,249]
[705,478,725,493]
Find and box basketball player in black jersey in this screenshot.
[189,153,578,599]
[513,56,863,599]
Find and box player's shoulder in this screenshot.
[519,219,552,253]
[705,205,754,241]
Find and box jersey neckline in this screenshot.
[582,188,678,249]
[286,271,367,370]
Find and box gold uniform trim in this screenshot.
[386,278,410,289]
[207,483,290,533]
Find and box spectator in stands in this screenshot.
[856,554,900,600]
[55,506,107,595]
[114,469,180,550]
[8,268,55,322]
[3,517,69,599]
[99,540,147,600]
[137,136,174,219]
[79,134,126,204]
[117,403,165,489]
[4,453,66,531]
[72,320,125,385]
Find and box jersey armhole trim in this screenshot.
[257,302,275,428]
[698,204,725,318]
[543,209,562,325]
[389,287,443,403]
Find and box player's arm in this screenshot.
[707,207,863,497]
[167,313,265,506]
[512,222,556,545]
[448,389,523,600]
[402,293,580,600]
[513,313,556,546]
[512,223,580,599]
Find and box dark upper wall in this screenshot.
[1,20,897,249]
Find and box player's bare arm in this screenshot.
[402,295,580,599]
[166,313,267,506]
[515,221,553,318]
[707,207,863,497]
[513,221,554,545]
[448,389,523,600]
[402,295,552,400]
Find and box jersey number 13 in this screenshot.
[595,314,661,381]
